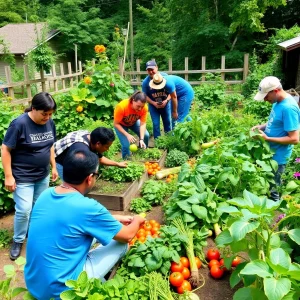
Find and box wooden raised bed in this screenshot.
[87,150,167,211]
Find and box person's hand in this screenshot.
[5,175,16,192]
[251,125,261,131]
[134,215,146,226]
[172,111,178,120]
[139,140,147,149]
[118,215,134,225]
[117,161,128,168]
[158,100,168,108]
[126,134,136,143]
[51,168,59,182]
[257,129,268,141]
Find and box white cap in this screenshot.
[254,76,281,101]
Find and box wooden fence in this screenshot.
[120,53,249,86]
[0,61,83,106]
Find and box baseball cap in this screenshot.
[146,60,157,70]
[254,76,281,101]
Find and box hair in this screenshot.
[90,127,115,145]
[129,91,147,104]
[24,92,57,113]
[63,149,99,185]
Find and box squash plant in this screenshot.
[216,190,300,300]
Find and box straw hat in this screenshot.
[149,73,166,90]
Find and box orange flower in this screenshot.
[115,27,120,32]
[76,105,83,113]
[94,44,106,53]
[83,77,92,85]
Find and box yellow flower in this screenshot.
[83,77,92,85]
[76,105,83,113]
[94,44,106,53]
[115,27,120,32]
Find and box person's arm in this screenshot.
[169,91,178,119]
[258,129,299,145]
[1,144,16,192]
[139,121,147,149]
[50,145,58,181]
[251,123,267,131]
[113,215,145,243]
[99,156,127,168]
[113,121,136,143]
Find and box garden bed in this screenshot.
[87,150,167,210]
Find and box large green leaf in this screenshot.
[243,190,266,212]
[264,277,291,300]
[215,229,233,246]
[268,248,291,274]
[285,181,299,192]
[230,262,247,288]
[218,206,240,214]
[240,260,273,278]
[242,161,256,172]
[286,263,300,280]
[227,197,253,208]
[233,287,267,300]
[282,291,300,300]
[191,205,207,219]
[145,255,162,272]
[287,229,300,245]
[229,220,260,241]
[256,160,272,172]
[177,201,192,213]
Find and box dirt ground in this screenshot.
[0,203,238,300]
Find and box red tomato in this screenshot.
[138,236,146,243]
[207,248,220,261]
[208,259,220,269]
[195,257,202,269]
[169,272,184,287]
[170,261,184,273]
[136,229,146,238]
[177,280,192,294]
[219,258,229,271]
[180,257,190,268]
[181,267,190,279]
[232,257,241,267]
[149,220,158,226]
[210,265,224,279]
[143,222,152,231]
[151,226,160,235]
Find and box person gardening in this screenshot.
[113,91,149,159]
[54,127,127,180]
[251,76,300,201]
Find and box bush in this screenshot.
[0,158,14,216]
[243,100,271,121]
[165,149,189,167]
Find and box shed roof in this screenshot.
[0,23,59,55]
[277,36,300,52]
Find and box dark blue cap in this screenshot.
[146,60,157,70]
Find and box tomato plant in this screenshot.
[219,258,229,271]
[169,272,184,287]
[177,280,192,294]
[207,248,220,261]
[210,265,224,279]
[170,261,184,273]
[181,267,190,280]
[180,257,190,268]
[208,259,220,269]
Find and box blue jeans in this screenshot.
[172,95,193,129]
[13,175,50,243]
[84,240,128,281]
[56,163,63,181]
[148,102,172,138]
[114,120,149,159]
[270,164,286,201]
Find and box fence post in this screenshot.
[168,58,172,73]
[136,59,141,84]
[201,56,206,82]
[60,63,66,90]
[185,57,189,81]
[5,66,14,99]
[78,61,83,80]
[221,55,225,81]
[52,64,58,92]
[68,62,73,88]
[243,53,249,82]
[119,58,123,76]
[24,64,32,101]
[40,68,46,92]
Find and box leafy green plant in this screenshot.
[101,162,144,182]
[154,133,184,152]
[222,93,244,111]
[0,229,13,248]
[165,149,189,167]
[60,271,149,300]
[216,190,300,300]
[130,197,152,214]
[141,179,169,205]
[243,100,271,122]
[0,257,33,300]
[0,158,14,216]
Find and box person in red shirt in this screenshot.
[114,91,149,158]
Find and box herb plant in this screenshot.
[165,149,189,167]
[130,197,152,214]
[141,179,169,205]
[101,163,144,182]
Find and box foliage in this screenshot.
[60,271,149,300]
[101,162,144,182]
[120,225,185,277]
[0,158,14,216]
[130,197,152,214]
[0,228,12,248]
[222,93,244,111]
[141,179,169,205]
[193,74,227,109]
[154,133,184,152]
[0,257,33,300]
[165,149,189,168]
[216,190,300,300]
[0,38,15,68]
[243,99,271,122]
[131,148,162,162]
[31,24,56,73]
